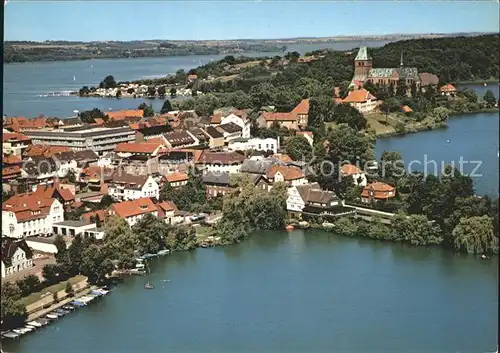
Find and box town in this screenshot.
[2,41,499,341]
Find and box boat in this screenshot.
[12,329,25,335]
[46,313,58,320]
[2,331,19,339]
[285,225,294,231]
[144,282,154,289]
[62,305,75,311]
[73,76,76,81]
[484,82,488,87]
[27,321,42,327]
[446,140,450,143]
[157,249,170,256]
[22,325,35,332]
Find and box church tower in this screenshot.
[354,46,372,78]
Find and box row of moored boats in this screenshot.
[1,287,110,340]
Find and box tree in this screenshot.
[79,86,90,96]
[170,87,177,98]
[157,86,166,98]
[285,136,313,162]
[65,281,75,297]
[80,244,114,284]
[53,291,59,304]
[67,234,84,276]
[160,99,173,114]
[101,75,117,89]
[132,214,167,255]
[1,282,27,329]
[16,275,41,297]
[99,194,114,209]
[307,96,335,129]
[79,108,106,124]
[451,215,498,254]
[379,151,405,183]
[333,103,367,131]
[431,106,451,123]
[54,235,67,256]
[138,102,155,117]
[101,216,137,269]
[147,85,156,98]
[193,94,220,116]
[115,90,122,98]
[42,264,60,285]
[483,89,497,108]
[379,97,400,118]
[390,214,443,245]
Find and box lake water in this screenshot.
[3,40,390,118]
[2,46,499,353]
[4,230,498,353]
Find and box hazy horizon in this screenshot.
[4,1,499,42]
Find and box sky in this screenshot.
[4,1,500,41]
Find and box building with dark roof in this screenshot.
[1,237,34,278]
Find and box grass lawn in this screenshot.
[365,113,398,135]
[21,275,87,306]
[195,225,216,239]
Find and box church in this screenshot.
[350,46,420,89]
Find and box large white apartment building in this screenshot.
[23,126,136,155]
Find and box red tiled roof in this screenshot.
[156,201,180,218]
[401,105,413,113]
[2,193,56,222]
[145,136,167,145]
[111,197,157,219]
[341,164,362,176]
[165,172,189,183]
[361,182,396,200]
[211,114,222,124]
[419,73,439,86]
[3,154,22,165]
[343,89,377,103]
[187,74,198,80]
[291,98,310,115]
[296,131,313,138]
[271,154,293,163]
[3,132,31,143]
[33,183,75,202]
[262,112,296,122]
[440,84,456,92]
[2,165,22,179]
[267,165,304,180]
[106,109,144,120]
[115,142,163,154]
[82,210,109,224]
[24,144,71,158]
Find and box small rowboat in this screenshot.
[285,225,295,231]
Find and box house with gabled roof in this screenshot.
[2,192,64,239]
[341,88,378,113]
[361,182,396,203]
[287,182,340,214]
[1,237,34,278]
[109,197,158,227]
[340,164,367,186]
[108,169,159,201]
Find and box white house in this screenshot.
[156,201,183,225]
[108,171,159,201]
[1,238,34,278]
[2,194,64,239]
[220,113,251,138]
[267,165,307,187]
[340,164,367,186]
[195,151,246,174]
[342,88,378,114]
[286,183,340,213]
[110,197,159,227]
[228,137,279,154]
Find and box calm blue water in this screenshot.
[376,111,499,197]
[4,230,498,353]
[3,40,389,118]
